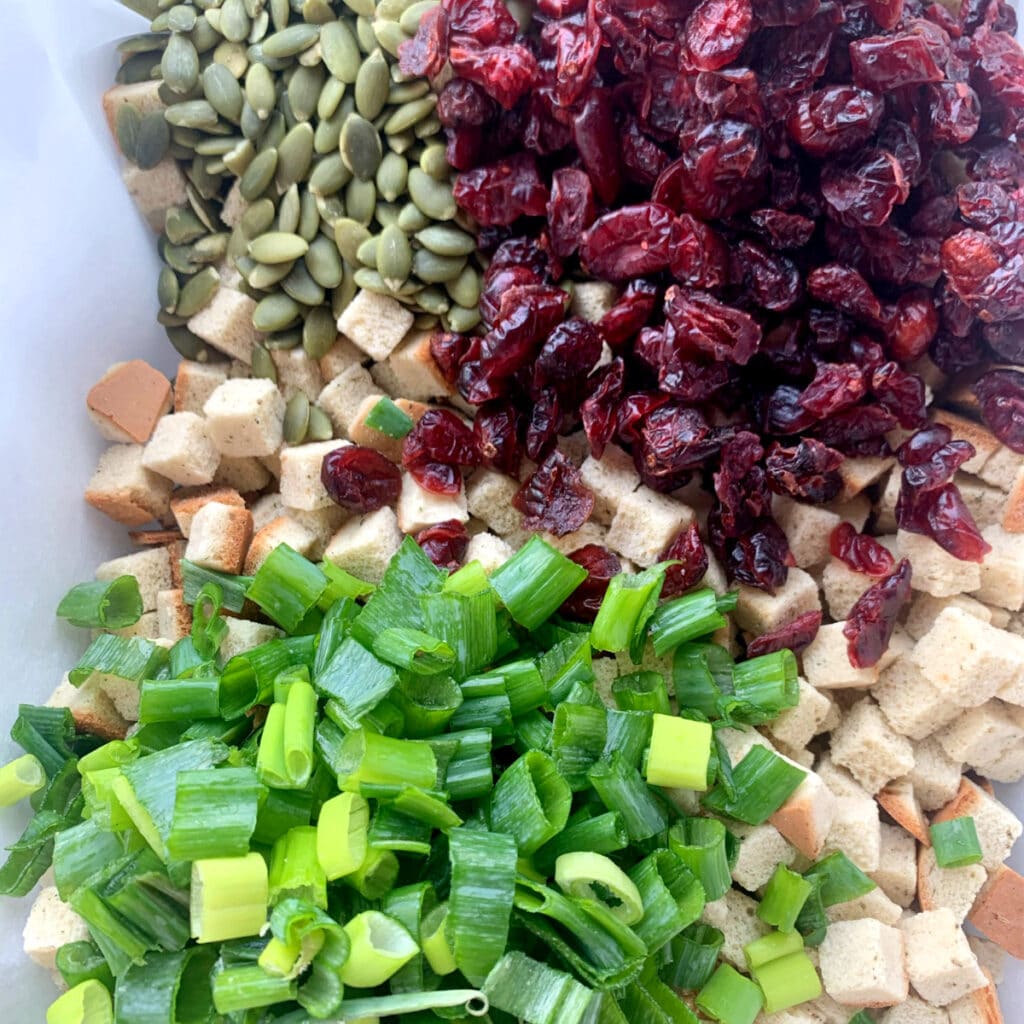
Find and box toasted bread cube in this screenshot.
[766,677,833,751]
[732,567,821,638]
[803,623,880,690]
[905,593,992,640]
[978,445,1021,492]
[464,532,513,574]
[826,885,903,928]
[319,337,364,381]
[946,975,1004,1024]
[204,378,285,457]
[569,281,619,322]
[106,610,160,641]
[95,546,173,613]
[902,909,987,1006]
[969,866,1024,961]
[318,363,379,436]
[174,360,228,415]
[157,588,192,644]
[279,440,349,512]
[875,468,902,534]
[348,394,428,463]
[270,347,324,402]
[219,178,247,228]
[933,409,1000,474]
[897,531,983,597]
[838,456,894,501]
[973,524,1024,610]
[700,888,770,970]
[937,701,1024,782]
[23,888,90,973]
[770,771,836,861]
[967,938,1006,987]
[878,997,951,1024]
[578,445,641,526]
[397,473,468,534]
[85,443,174,526]
[824,787,882,872]
[122,157,188,230]
[185,502,253,574]
[917,846,987,924]
[214,456,272,494]
[170,485,245,538]
[1002,463,1024,533]
[933,778,1022,872]
[878,778,930,846]
[870,823,918,908]
[47,673,128,742]
[465,470,523,536]
[187,286,260,363]
[244,516,319,575]
[819,918,907,1007]
[374,330,453,401]
[289,505,347,559]
[324,506,403,583]
[220,619,283,662]
[102,80,165,136]
[954,475,1006,531]
[251,493,287,532]
[606,487,694,568]
[774,496,842,569]
[337,289,414,361]
[730,823,796,891]
[820,558,876,619]
[830,699,915,795]
[87,360,173,443]
[907,737,962,812]
[873,656,961,740]
[557,430,591,468]
[142,412,220,486]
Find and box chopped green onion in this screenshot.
[190,582,228,661]
[466,659,548,716]
[315,637,399,729]
[758,864,813,933]
[55,941,114,993]
[247,544,330,632]
[0,753,46,807]
[664,923,724,991]
[534,812,629,874]
[541,632,594,705]
[57,576,143,631]
[69,634,166,688]
[794,878,829,948]
[116,947,217,1023]
[612,671,671,714]
[673,643,733,718]
[138,677,220,724]
[445,558,492,596]
[441,727,493,801]
[589,753,669,843]
[752,951,822,1014]
[252,787,313,847]
[381,882,435,992]
[803,851,876,907]
[372,627,456,675]
[45,979,113,1024]
[628,849,705,951]
[368,805,431,856]
[555,851,644,925]
[490,536,588,631]
[482,950,597,1024]
[268,826,326,908]
[668,818,732,902]
[728,650,799,725]
[744,929,804,971]
[335,990,490,1020]
[167,767,262,861]
[10,705,77,778]
[422,589,498,679]
[604,710,653,769]
[648,589,728,657]
[645,714,713,791]
[696,964,764,1024]
[317,792,370,880]
[211,965,297,1014]
[318,560,374,609]
[552,702,608,790]
[930,816,984,868]
[591,564,668,656]
[343,844,399,900]
[180,559,252,613]
[53,821,125,902]
[622,970,700,1024]
[190,853,268,943]
[847,1013,875,1024]
[220,636,316,719]
[390,784,462,829]
[449,693,513,736]
[702,745,805,825]
[391,673,464,738]
[421,903,458,976]
[340,910,419,988]
[365,396,415,437]
[336,729,437,795]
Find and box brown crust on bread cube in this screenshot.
[170,486,246,537]
[129,529,186,545]
[968,866,1024,959]
[87,360,174,443]
[878,779,931,845]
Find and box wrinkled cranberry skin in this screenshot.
[844,560,913,668]
[749,209,816,249]
[821,150,908,229]
[560,545,622,621]
[444,0,517,45]
[573,91,622,206]
[686,0,753,72]
[669,216,730,290]
[721,517,794,594]
[403,409,481,469]
[581,359,625,459]
[639,405,726,485]
[580,204,676,280]
[661,524,710,599]
[884,290,940,362]
[984,322,1024,364]
[866,0,903,30]
[871,362,928,428]
[473,400,522,477]
[849,32,946,92]
[765,439,844,502]
[735,241,802,312]
[322,446,402,513]
[830,522,896,577]
[399,5,449,79]
[664,287,762,366]
[799,363,868,419]
[429,331,468,388]
[807,264,883,322]
[437,79,497,128]
[535,318,604,386]
[416,519,469,571]
[409,461,463,496]
[975,369,1024,453]
[747,610,823,658]
[453,154,550,226]
[787,86,884,157]
[547,168,596,260]
[513,449,595,536]
[448,40,538,110]
[599,280,660,348]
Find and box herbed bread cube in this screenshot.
[170,485,245,537]
[803,623,880,691]
[605,487,695,567]
[902,908,987,1006]
[733,567,820,636]
[187,286,261,363]
[770,771,836,860]
[348,395,429,463]
[700,888,770,970]
[319,337,364,381]
[184,502,253,574]
[47,674,127,742]
[289,506,347,560]
[251,493,287,532]
[967,938,1006,987]
[271,348,324,402]
[969,866,1024,960]
[765,677,833,751]
[318,363,380,436]
[23,887,91,973]
[917,845,987,924]
[157,588,192,644]
[879,997,951,1024]
[203,378,286,457]
[838,455,894,501]
[946,975,1004,1024]
[397,472,468,534]
[978,445,1021,492]
[578,445,641,525]
[174,360,228,415]
[85,444,174,526]
[122,157,188,230]
[826,885,903,928]
[87,359,173,443]
[932,778,1022,872]
[142,412,220,486]
[220,619,283,663]
[877,778,931,845]
[95,546,173,613]
[541,522,609,556]
[1002,463,1024,533]
[375,330,454,401]
[102,80,165,135]
[937,701,1024,783]
[464,532,513,574]
[824,786,882,872]
[336,289,414,361]
[465,470,523,536]
[821,558,876,620]
[875,468,902,534]
[870,823,918,908]
[954,475,1006,531]
[324,506,403,583]
[905,593,992,640]
[729,823,796,892]
[907,737,962,812]
[214,456,273,493]
[569,280,619,322]
[896,531,982,597]
[830,699,915,795]
[818,918,908,1007]
[279,440,350,512]
[244,516,318,575]
[773,496,841,569]
[972,524,1024,610]
[873,656,961,740]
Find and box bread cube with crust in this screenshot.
[973,524,1024,610]
[838,456,894,501]
[87,360,173,443]
[244,516,318,575]
[902,909,987,1006]
[897,531,983,597]
[23,887,90,974]
[870,823,918,908]
[95,546,173,613]
[1002,463,1024,533]
[978,445,1021,492]
[700,888,770,970]
[348,395,428,463]
[271,348,324,402]
[774,496,841,569]
[337,289,414,362]
[47,673,127,742]
[324,506,403,583]
[969,866,1024,960]
[733,567,820,635]
[879,997,951,1024]
[157,588,192,644]
[85,443,174,526]
[877,778,930,845]
[279,440,349,512]
[765,677,833,751]
[174,360,228,416]
[204,379,285,457]
[464,532,513,573]
[578,445,641,525]
[184,501,253,574]
[170,485,245,537]
[821,558,875,619]
[803,623,880,690]
[730,823,796,892]
[875,468,902,534]
[946,974,1004,1024]
[933,778,1022,872]
[465,470,523,536]
[122,157,188,231]
[937,701,1024,782]
[187,286,260,363]
[142,412,220,486]
[907,737,962,812]
[374,330,453,401]
[214,455,272,493]
[606,487,694,567]
[873,656,961,740]
[917,845,987,924]
[827,885,903,928]
[819,918,908,1007]
[319,337,365,381]
[318,364,379,437]
[770,770,836,861]
[955,475,1007,530]
[830,699,915,795]
[396,473,468,534]
[905,593,992,640]
[933,409,1000,474]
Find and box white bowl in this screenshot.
[0,0,1020,1018]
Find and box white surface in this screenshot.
[0,1,1021,1020]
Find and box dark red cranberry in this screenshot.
[747,610,823,658]
[661,524,710,598]
[830,523,896,577]
[560,545,622,621]
[844,560,913,668]
[473,401,522,477]
[513,450,595,536]
[321,446,402,513]
[416,519,469,571]
[765,439,844,502]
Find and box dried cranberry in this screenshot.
[579,204,676,280]
[449,40,538,110]
[661,524,710,598]
[416,519,469,571]
[513,449,595,536]
[843,560,912,668]
[758,0,822,26]
[321,446,402,513]
[581,359,625,459]
[765,438,844,502]
[735,241,803,312]
[807,264,883,323]
[409,461,463,496]
[473,400,522,477]
[403,409,481,469]
[542,13,602,108]
[830,522,896,577]
[871,362,928,428]
[798,362,868,419]
[714,431,771,534]
[535,318,604,387]
[560,545,622,621]
[525,388,562,462]
[685,0,753,72]
[766,384,820,435]
[398,5,449,79]
[746,609,823,658]
[865,0,904,30]
[821,150,908,229]
[975,369,1024,453]
[437,79,497,128]
[669,215,730,290]
[849,32,945,92]
[428,331,468,388]
[620,117,670,187]
[957,182,1016,229]
[664,287,762,366]
[547,168,596,260]
[928,81,981,144]
[638,405,726,484]
[616,391,672,444]
[787,86,884,157]
[673,120,768,220]
[573,91,622,206]
[599,280,660,348]
[444,0,517,45]
[722,516,793,594]
[984,321,1024,364]
[749,208,816,249]
[815,405,898,455]
[883,290,940,362]
[453,153,550,226]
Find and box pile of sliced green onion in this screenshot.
[1,535,883,1024]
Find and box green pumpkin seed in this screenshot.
[240,146,278,199]
[118,32,169,54]
[341,0,375,15]
[384,129,414,155]
[413,312,439,329]
[170,122,199,148]
[334,218,371,265]
[282,262,326,305]
[320,20,361,82]
[356,234,379,268]
[412,248,465,284]
[407,167,456,220]
[202,64,244,123]
[191,15,221,54]
[252,341,278,381]
[288,64,324,122]
[445,265,481,309]
[353,267,393,294]
[165,206,204,244]
[307,403,335,440]
[355,15,377,53]
[176,266,221,317]
[158,266,180,312]
[241,197,276,237]
[397,202,430,233]
[386,79,429,105]
[204,8,223,33]
[413,114,442,140]
[192,233,229,263]
[283,392,311,444]
[260,111,287,152]
[301,306,337,357]
[230,228,251,262]
[302,0,334,22]
[372,19,410,58]
[278,184,302,234]
[265,328,303,350]
[315,193,346,227]
[298,188,321,241]
[116,52,160,85]
[419,143,449,181]
[213,40,249,78]
[332,260,357,317]
[345,177,377,225]
[115,103,141,162]
[415,286,450,315]
[165,99,219,129]
[415,224,476,257]
[377,224,412,289]
[220,0,251,41]
[339,114,383,181]
[157,309,188,328]
[318,76,346,120]
[165,324,211,361]
[270,0,290,31]
[305,235,344,288]
[398,0,439,33]
[377,0,421,19]
[244,61,276,118]
[195,135,241,156]
[383,96,435,137]
[136,114,172,171]
[239,101,264,140]
[250,9,271,45]
[249,231,310,263]
[249,260,295,288]
[376,203,402,228]
[168,6,197,33]
[354,48,390,120]
[162,32,200,94]
[314,105,348,154]
[223,137,256,175]
[307,152,346,196]
[444,304,481,332]
[187,156,223,201]
[254,292,303,331]
[263,23,321,58]
[276,122,315,188]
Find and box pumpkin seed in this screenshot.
[315,193,346,227]
[176,266,221,316]
[166,205,205,244]
[157,309,188,328]
[283,392,311,444]
[192,233,229,262]
[191,15,221,54]
[356,234,379,268]
[415,286,450,315]
[398,0,439,33]
[282,262,326,305]
[249,10,271,45]
[303,0,335,23]
[250,231,310,263]
[376,0,421,20]
[163,239,201,275]
[204,8,223,32]
[353,267,393,294]
[115,103,141,162]
[167,5,197,32]
[276,122,315,188]
[413,312,439,330]
[116,52,160,85]
[202,63,244,123]
[223,137,256,175]
[412,248,466,284]
[213,40,249,78]
[397,202,430,232]
[254,291,303,331]
[195,134,241,156]
[163,32,200,94]
[165,99,219,129]
[413,114,442,140]
[220,0,251,41]
[118,32,169,54]
[270,0,290,31]
[252,341,278,381]
[318,76,346,120]
[372,19,410,59]
[309,152,349,196]
[239,101,264,140]
[334,218,372,264]
[345,176,377,225]
[354,48,390,120]
[314,104,349,154]
[378,224,412,289]
[240,146,278,199]
[376,203,402,228]
[416,224,475,257]
[165,324,211,360]
[242,198,277,237]
[388,129,417,156]
[340,113,382,181]
[301,306,336,357]
[355,15,377,53]
[445,304,481,333]
[158,266,180,312]
[263,23,321,58]
[278,184,302,234]
[244,61,276,118]
[249,260,295,288]
[298,188,322,241]
[419,143,449,180]
[288,63,324,122]
[230,229,251,262]
[407,168,456,220]
[341,0,375,15]
[265,328,304,350]
[187,156,223,200]
[306,235,345,288]
[445,265,481,308]
[386,79,429,105]
[260,111,287,152]
[383,96,435,137]
[320,20,361,82]
[307,403,335,440]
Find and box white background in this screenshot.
[0,0,1020,1019]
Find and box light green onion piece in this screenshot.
[588,752,669,842]
[758,864,813,933]
[847,1013,875,1024]
[247,543,329,633]
[612,671,671,714]
[803,850,876,907]
[283,680,316,787]
[269,825,327,908]
[45,979,112,1024]
[668,817,733,902]
[490,536,588,631]
[591,564,668,655]
[181,559,252,612]
[665,923,724,991]
[702,745,806,825]
[336,729,437,796]
[372,626,456,675]
[482,950,597,1024]
[445,558,491,595]
[339,910,419,988]
[421,903,458,975]
[190,582,228,660]
[55,941,114,993]
[645,714,713,790]
[56,576,143,631]
[316,637,400,729]
[190,852,268,943]
[647,589,728,657]
[317,791,370,880]
[69,634,167,687]
[211,965,297,1014]
[364,396,415,437]
[318,560,375,610]
[555,852,644,925]
[533,812,629,875]
[696,963,764,1024]
[930,816,983,868]
[220,635,316,719]
[489,750,571,855]
[728,649,799,724]
[334,990,489,1020]
[744,929,804,971]
[752,951,822,1014]
[0,753,46,807]
[167,767,262,861]
[343,844,399,900]
[369,805,432,856]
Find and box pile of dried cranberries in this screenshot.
[399,0,1024,594]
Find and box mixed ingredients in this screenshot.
[4,0,1024,1020]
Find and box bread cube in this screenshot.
[770,771,836,861]
[319,336,365,381]
[170,485,245,538]
[541,522,609,556]
[700,888,769,970]
[827,885,903,928]
[23,888,90,973]
[803,623,880,690]
[318,363,379,436]
[606,487,694,568]
[464,532,513,574]
[578,445,641,526]
[279,440,349,512]
[47,673,127,742]
[870,823,918,908]
[337,289,414,361]
[766,677,833,752]
[271,348,324,402]
[879,997,951,1024]
[184,501,253,574]
[324,506,403,583]
[937,701,1024,782]
[933,778,1022,872]
[214,456,272,493]
[897,531,983,597]
[174,360,228,416]
[187,286,260,363]
[374,330,453,401]
[902,909,987,1006]
[946,976,1004,1024]
[907,738,962,812]
[569,280,619,322]
[85,444,174,526]
[774,496,841,569]
[244,516,318,575]
[348,395,427,463]
[102,79,165,136]
[220,619,282,663]
[142,412,220,486]
[557,430,591,468]
[95,546,172,613]
[830,699,915,795]
[873,656,961,740]
[122,157,188,231]
[465,470,523,537]
[968,866,1024,963]
[877,778,930,845]
[157,588,192,644]
[824,786,882,872]
[733,567,820,636]
[955,475,1007,530]
[819,918,908,1007]
[973,524,1024,610]
[203,378,285,457]
[397,472,468,534]
[838,456,894,501]
[820,559,875,619]
[917,846,987,924]
[289,505,347,559]
[905,593,992,640]
[87,360,173,443]
[251,493,287,532]
[730,823,796,891]
[1002,462,1024,533]
[978,445,1021,492]
[875,468,902,534]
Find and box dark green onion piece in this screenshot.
[247,543,329,633]
[489,750,572,855]
[69,634,167,687]
[333,991,491,1020]
[115,946,218,1024]
[381,882,436,993]
[673,642,733,718]
[167,767,262,861]
[803,850,876,907]
[588,753,669,843]
[727,649,799,725]
[391,673,464,737]
[847,1013,875,1024]
[623,961,700,1024]
[180,559,252,613]
[612,671,671,714]
[758,864,813,933]
[463,659,548,716]
[138,677,220,724]
[553,702,608,791]
[422,588,498,678]
[336,729,437,796]
[318,560,375,610]
[390,784,461,829]
[591,563,669,656]
[315,636,399,729]
[482,950,598,1024]
[794,877,829,948]
[372,626,456,675]
[490,536,588,631]
[648,589,728,657]
[10,704,77,777]
[369,805,433,855]
[701,745,805,825]
[365,396,415,437]
[442,727,493,801]
[541,632,594,706]
[664,923,724,992]
[57,576,143,630]
[930,816,984,868]
[449,694,512,736]
[533,812,630,875]
[604,710,653,770]
[696,963,763,1024]
[628,849,705,951]
[252,787,313,847]
[55,940,115,993]
[219,635,316,719]
[53,819,126,901]
[515,709,554,756]
[667,818,732,902]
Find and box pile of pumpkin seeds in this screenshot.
[112,0,486,365]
